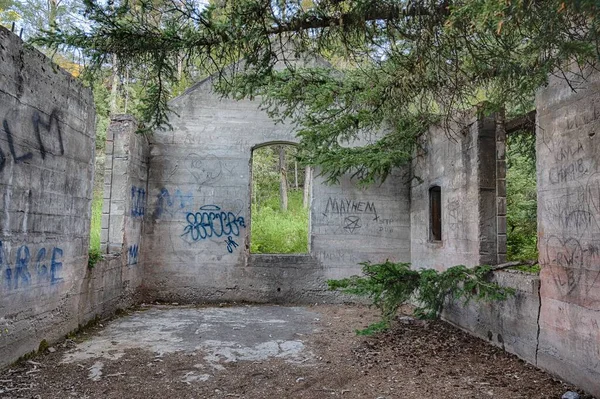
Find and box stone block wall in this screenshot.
[443,271,541,366]
[535,68,600,397]
[0,26,96,365]
[410,113,498,269]
[141,77,411,303]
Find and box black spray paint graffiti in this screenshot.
[323,197,378,220]
[545,236,584,296]
[543,177,600,234]
[182,205,246,253]
[0,241,64,290]
[131,186,146,218]
[343,216,361,234]
[323,197,379,235]
[548,141,589,185]
[0,110,64,172]
[127,244,139,266]
[186,153,222,188]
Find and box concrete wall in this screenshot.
[410,113,498,269]
[443,271,541,366]
[142,77,411,303]
[535,68,600,397]
[0,26,95,364]
[408,111,543,382]
[0,27,145,368]
[100,116,148,285]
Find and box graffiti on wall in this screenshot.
[548,141,590,185]
[322,197,379,235]
[182,205,246,253]
[542,139,600,303]
[131,186,146,218]
[0,241,64,290]
[0,110,64,172]
[186,153,223,187]
[323,197,378,219]
[153,187,194,218]
[127,244,139,266]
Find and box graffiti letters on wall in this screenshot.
[131,186,146,218]
[322,197,379,235]
[0,241,64,290]
[0,110,64,172]
[542,140,600,304]
[154,188,193,218]
[182,205,246,254]
[127,244,139,266]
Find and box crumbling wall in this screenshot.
[535,68,600,397]
[78,116,149,321]
[0,27,147,368]
[142,77,411,303]
[410,112,543,386]
[0,26,96,365]
[410,113,498,269]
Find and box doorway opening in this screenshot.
[250,143,310,254]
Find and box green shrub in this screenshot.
[328,261,515,334]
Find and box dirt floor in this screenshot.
[0,304,591,399]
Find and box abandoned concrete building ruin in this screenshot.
[1,25,599,397]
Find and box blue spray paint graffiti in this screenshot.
[224,236,239,253]
[154,188,193,218]
[131,186,146,217]
[182,205,246,252]
[0,241,63,290]
[127,244,139,266]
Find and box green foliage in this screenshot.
[506,131,538,264]
[36,0,600,183]
[250,144,309,254]
[88,247,101,269]
[328,261,515,334]
[92,75,110,150]
[251,191,309,254]
[89,187,103,252]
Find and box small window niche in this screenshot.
[429,186,442,242]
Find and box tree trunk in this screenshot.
[124,67,130,114]
[303,166,311,208]
[278,146,288,212]
[109,53,119,115]
[294,160,298,190]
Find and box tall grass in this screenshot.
[251,190,309,254]
[89,188,103,252]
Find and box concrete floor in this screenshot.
[62,305,322,382]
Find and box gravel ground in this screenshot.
[0,304,591,399]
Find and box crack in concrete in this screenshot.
[534,277,542,366]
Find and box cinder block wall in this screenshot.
[410,112,498,268]
[409,112,543,386]
[0,27,146,368]
[141,76,411,303]
[0,27,96,365]
[536,68,600,397]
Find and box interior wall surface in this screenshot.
[410,114,498,269]
[535,68,600,397]
[142,77,412,303]
[0,27,96,366]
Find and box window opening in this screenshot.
[250,144,310,254]
[430,186,442,241]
